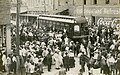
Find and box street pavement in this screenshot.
[1,57,102,75]
[42,57,102,75]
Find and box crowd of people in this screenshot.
[0,20,120,75]
[78,24,120,75]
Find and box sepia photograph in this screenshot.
[0,0,120,75]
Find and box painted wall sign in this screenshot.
[96,17,120,33]
[96,17,120,27]
[72,6,120,15]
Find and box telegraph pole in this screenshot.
[82,4,84,16]
[44,0,46,14]
[82,0,85,17]
[16,0,20,56]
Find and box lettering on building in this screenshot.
[96,17,120,31]
[75,6,120,15]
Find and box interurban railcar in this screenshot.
[20,14,89,41]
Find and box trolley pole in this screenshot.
[16,0,20,56]
[82,1,84,17]
[44,0,46,14]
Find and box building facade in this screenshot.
[68,0,120,35]
[0,0,11,54]
[22,0,69,14]
[10,0,120,34]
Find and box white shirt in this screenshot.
[78,53,82,58]
[22,48,27,56]
[108,57,116,63]
[30,64,35,73]
[69,52,74,57]
[29,32,33,36]
[64,37,69,45]
[2,54,7,65]
[110,44,115,50]
[34,57,39,64]
[41,42,46,48]
[12,56,17,62]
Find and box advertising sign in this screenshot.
[96,17,120,28]
[96,17,120,35]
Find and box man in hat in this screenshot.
[63,52,70,71]
[79,52,85,72]
[116,55,120,75]
[46,51,52,72]
[2,52,7,72]
[69,50,75,68]
[75,41,80,56]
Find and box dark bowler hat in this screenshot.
[65,52,68,55]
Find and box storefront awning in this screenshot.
[10,10,27,14]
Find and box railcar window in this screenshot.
[93,0,97,4]
[74,25,80,32]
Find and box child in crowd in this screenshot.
[35,59,43,75]
[30,62,35,75]
[24,59,31,75]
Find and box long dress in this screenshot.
[54,53,60,68]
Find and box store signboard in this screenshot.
[0,0,10,25]
[73,6,120,15]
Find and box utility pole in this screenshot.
[82,0,85,17]
[44,0,46,14]
[53,0,55,11]
[16,0,20,56]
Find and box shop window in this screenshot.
[73,0,75,5]
[84,0,86,5]
[106,0,109,4]
[74,25,80,32]
[93,0,97,4]
[58,0,60,6]
[0,25,6,51]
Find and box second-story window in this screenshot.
[58,0,60,6]
[84,0,86,5]
[94,0,97,4]
[106,0,109,4]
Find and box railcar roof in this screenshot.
[38,16,75,23]
[40,14,77,19]
[20,14,87,24]
[20,14,39,17]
